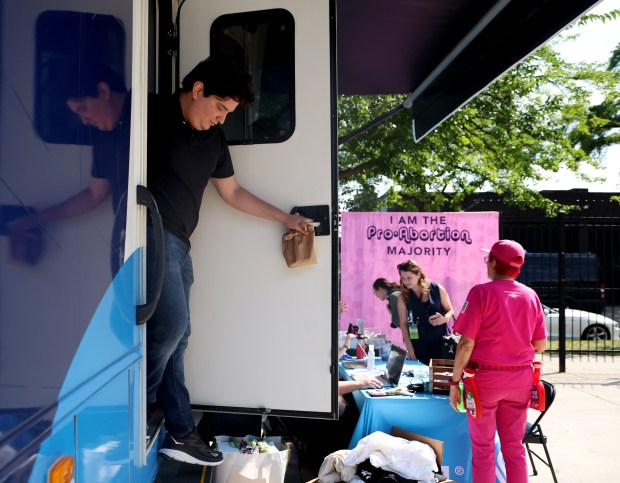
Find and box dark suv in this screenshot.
[518,252,605,313]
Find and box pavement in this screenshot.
[525,354,620,482]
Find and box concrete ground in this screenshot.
[524,355,620,482]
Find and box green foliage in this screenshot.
[577,9,620,25]
[338,19,620,214]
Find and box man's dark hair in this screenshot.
[181,55,255,106]
[64,62,126,100]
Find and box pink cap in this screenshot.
[481,240,525,268]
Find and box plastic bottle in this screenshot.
[462,368,482,419]
[529,361,546,411]
[356,337,367,359]
[367,344,375,371]
[456,381,466,412]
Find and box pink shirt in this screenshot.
[454,279,547,366]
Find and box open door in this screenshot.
[178,0,338,417]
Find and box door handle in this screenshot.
[136,185,165,325]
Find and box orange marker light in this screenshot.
[48,455,74,483]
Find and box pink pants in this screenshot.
[466,368,531,483]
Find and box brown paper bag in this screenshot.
[282,224,317,268]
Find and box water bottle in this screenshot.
[356,337,367,359]
[462,368,482,419]
[456,381,466,412]
[367,344,375,371]
[529,361,546,411]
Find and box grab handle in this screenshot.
[136,185,165,325]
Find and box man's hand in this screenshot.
[8,214,40,234]
[285,214,312,234]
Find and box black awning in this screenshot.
[336,0,601,140]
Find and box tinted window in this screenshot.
[211,8,295,144]
[35,11,125,144]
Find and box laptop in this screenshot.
[352,344,407,387]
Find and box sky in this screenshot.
[534,0,620,192]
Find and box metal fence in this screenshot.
[500,213,620,369]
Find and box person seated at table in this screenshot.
[396,259,455,365]
[337,331,382,408]
[372,278,402,328]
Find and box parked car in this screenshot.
[543,305,620,341]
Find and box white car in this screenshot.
[543,305,620,341]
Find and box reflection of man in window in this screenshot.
[9,63,130,274]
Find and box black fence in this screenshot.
[501,213,620,368]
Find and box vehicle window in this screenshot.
[35,11,125,144]
[210,8,295,145]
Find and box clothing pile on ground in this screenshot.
[317,431,446,483]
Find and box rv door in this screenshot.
[177,0,338,417]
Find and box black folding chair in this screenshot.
[522,380,558,483]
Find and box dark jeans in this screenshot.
[146,227,195,438]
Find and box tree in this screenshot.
[338,14,620,215]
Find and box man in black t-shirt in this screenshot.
[147,56,310,466]
[8,63,130,275]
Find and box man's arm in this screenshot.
[9,178,111,232]
[212,175,311,233]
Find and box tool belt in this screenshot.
[470,361,532,371]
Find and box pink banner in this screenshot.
[340,212,499,342]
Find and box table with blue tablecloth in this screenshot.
[340,358,506,483]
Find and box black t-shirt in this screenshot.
[91,92,132,275]
[91,92,131,214]
[147,93,234,246]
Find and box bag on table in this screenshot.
[441,323,460,360]
[213,435,289,483]
[282,224,317,268]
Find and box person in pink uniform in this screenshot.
[448,240,548,483]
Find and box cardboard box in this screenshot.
[429,358,455,394]
[391,427,461,483]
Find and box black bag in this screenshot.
[355,459,448,482]
[356,459,415,482]
[441,324,459,360]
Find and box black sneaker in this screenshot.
[159,429,223,466]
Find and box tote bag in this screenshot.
[213,435,289,483]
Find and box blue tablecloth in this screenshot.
[340,359,505,483]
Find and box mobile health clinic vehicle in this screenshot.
[0,0,601,481]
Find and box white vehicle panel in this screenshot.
[180,0,336,415]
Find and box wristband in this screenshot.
[448,380,460,386]
[343,345,350,350]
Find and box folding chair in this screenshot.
[522,380,558,483]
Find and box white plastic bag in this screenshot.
[213,435,289,483]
